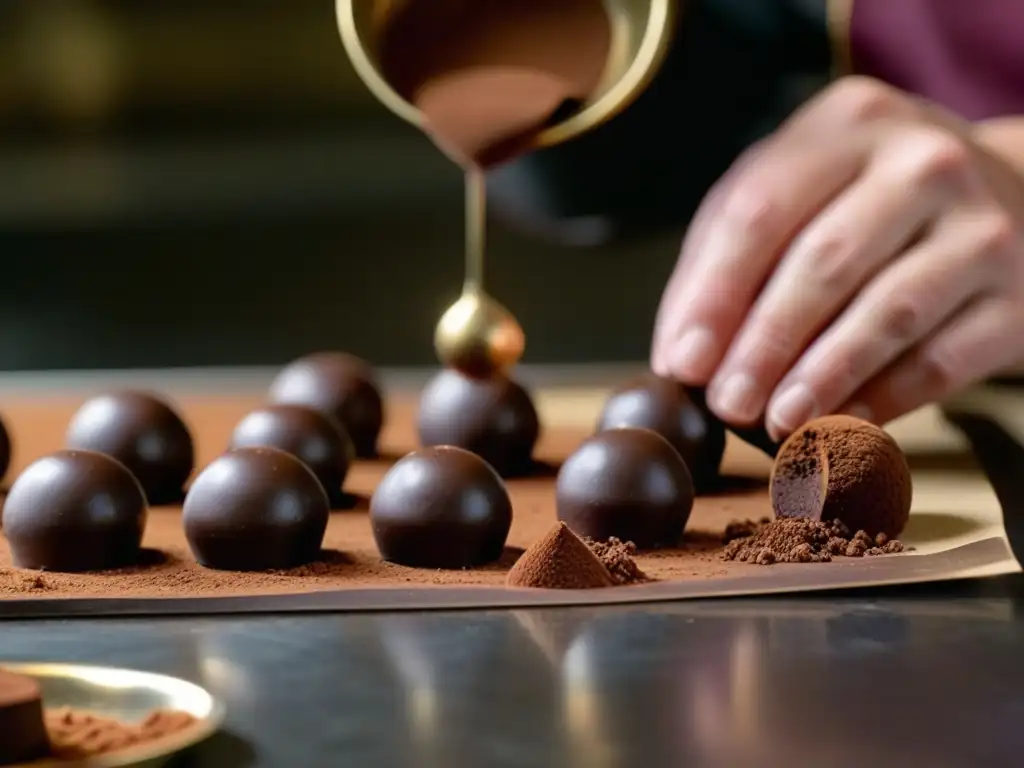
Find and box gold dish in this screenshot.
[3,662,224,768]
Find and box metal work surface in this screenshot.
[3,581,1024,768]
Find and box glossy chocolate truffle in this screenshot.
[556,428,694,549]
[771,415,912,537]
[370,446,512,568]
[417,368,540,476]
[64,391,194,504]
[268,352,384,459]
[229,404,354,506]
[183,447,330,571]
[0,669,49,764]
[2,450,148,572]
[597,375,725,491]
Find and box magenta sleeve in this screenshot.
[840,0,1024,120]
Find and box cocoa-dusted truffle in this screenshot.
[417,368,539,477]
[507,522,614,589]
[183,447,330,571]
[370,446,512,568]
[596,374,725,491]
[2,450,148,572]
[228,404,354,507]
[556,428,695,549]
[0,668,49,764]
[268,352,384,459]
[64,391,194,504]
[770,415,912,538]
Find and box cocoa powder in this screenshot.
[722,517,906,565]
[378,0,611,167]
[44,707,197,761]
[584,537,650,585]
[506,522,614,589]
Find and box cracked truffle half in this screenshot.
[417,368,540,477]
[770,415,912,538]
[556,427,694,549]
[596,374,725,491]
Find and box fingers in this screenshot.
[705,124,958,426]
[840,297,1024,425]
[650,135,870,386]
[763,206,1010,439]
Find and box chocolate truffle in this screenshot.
[228,404,354,507]
[183,447,330,571]
[417,368,540,476]
[64,391,194,504]
[370,446,512,568]
[0,669,49,764]
[770,415,913,538]
[268,352,384,459]
[506,522,614,589]
[556,428,694,549]
[2,450,148,572]
[596,375,726,491]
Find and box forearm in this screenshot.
[975,117,1024,176]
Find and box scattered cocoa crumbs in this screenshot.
[44,707,198,760]
[722,517,907,565]
[584,537,650,585]
[722,517,772,544]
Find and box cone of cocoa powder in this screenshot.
[507,522,615,589]
[770,415,912,538]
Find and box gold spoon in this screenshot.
[434,169,525,378]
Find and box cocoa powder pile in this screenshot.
[507,522,614,589]
[44,707,197,761]
[722,517,906,565]
[584,537,650,585]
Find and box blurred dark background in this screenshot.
[0,0,830,370]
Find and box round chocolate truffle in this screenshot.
[770,415,912,538]
[228,404,354,506]
[64,391,194,505]
[268,352,384,459]
[183,447,330,571]
[596,374,725,491]
[2,450,148,571]
[370,446,512,568]
[0,415,11,485]
[556,428,694,549]
[417,368,540,477]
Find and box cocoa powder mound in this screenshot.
[722,517,906,565]
[44,707,197,760]
[584,537,650,585]
[507,522,615,589]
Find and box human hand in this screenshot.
[651,76,1024,440]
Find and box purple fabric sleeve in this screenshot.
[849,0,1024,120]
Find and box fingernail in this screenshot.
[767,383,818,437]
[845,402,874,422]
[711,372,760,423]
[668,326,717,381]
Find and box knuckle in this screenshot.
[907,131,972,189]
[830,76,903,123]
[876,298,924,343]
[720,185,782,239]
[800,231,860,294]
[975,212,1018,261]
[915,346,956,392]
